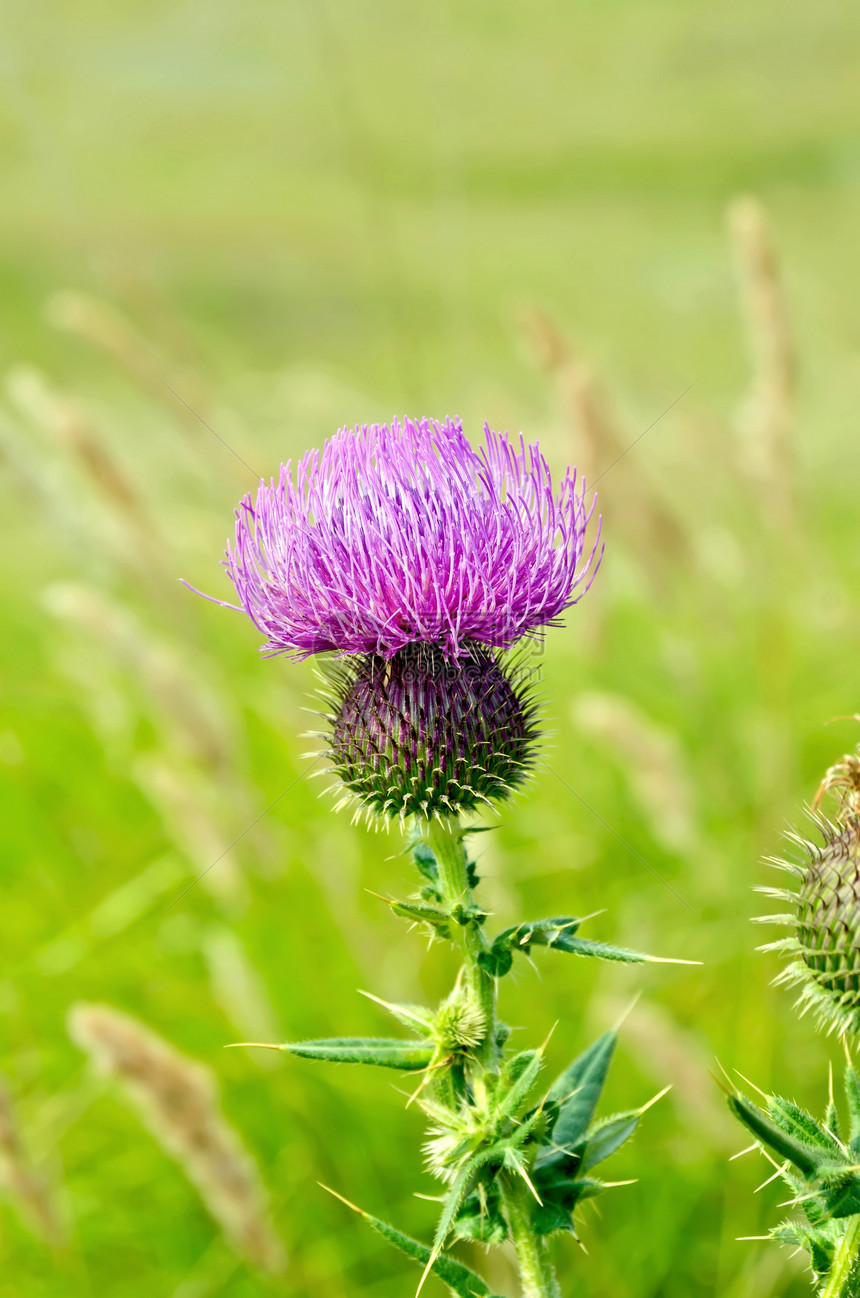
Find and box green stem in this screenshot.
[423,817,561,1298]
[425,817,497,1067]
[821,1217,860,1298]
[499,1177,562,1298]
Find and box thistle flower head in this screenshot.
[763,813,860,1036]
[221,417,600,661]
[200,416,601,820]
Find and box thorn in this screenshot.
[733,1070,770,1102]
[318,1182,365,1216]
[755,1163,788,1193]
[611,991,642,1032]
[645,955,703,966]
[638,1084,672,1115]
[538,1021,559,1055]
[224,1041,283,1051]
[710,1058,735,1096]
[729,1143,759,1162]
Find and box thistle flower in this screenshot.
[203,417,670,1298]
[203,417,600,820]
[220,417,600,662]
[69,1003,285,1272]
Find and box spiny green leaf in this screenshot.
[432,1148,508,1260]
[453,1190,507,1245]
[531,1175,607,1236]
[770,1218,836,1277]
[389,898,454,932]
[547,1031,617,1149]
[494,1050,543,1123]
[411,841,439,884]
[845,1063,860,1152]
[823,1178,860,1219]
[728,1094,826,1177]
[477,918,584,977]
[277,1037,434,1069]
[322,1187,501,1297]
[552,936,652,963]
[580,1112,639,1173]
[767,1096,839,1152]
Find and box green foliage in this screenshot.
[5,2,859,1291]
[728,1062,860,1285]
[274,1037,435,1069]
[477,919,655,977]
[328,1191,503,1297]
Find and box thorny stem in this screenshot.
[425,817,497,1068]
[821,1216,860,1298]
[422,816,562,1298]
[499,1176,562,1298]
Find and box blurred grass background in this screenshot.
[2,1,860,1294]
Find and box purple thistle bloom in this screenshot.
[214,417,601,661]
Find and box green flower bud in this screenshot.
[319,642,539,821]
[764,813,860,1035]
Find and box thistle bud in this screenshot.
[765,813,860,1035]
[321,643,538,820]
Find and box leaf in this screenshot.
[389,898,453,934]
[580,1112,639,1173]
[432,1148,506,1259]
[767,1096,839,1152]
[453,1190,507,1245]
[845,1063,860,1152]
[531,1175,606,1236]
[547,1031,617,1149]
[277,1037,434,1069]
[477,919,661,976]
[321,1186,501,1297]
[824,1178,860,1219]
[477,918,583,977]
[771,1218,836,1277]
[552,936,652,963]
[728,1094,826,1177]
[411,841,439,884]
[494,1050,543,1123]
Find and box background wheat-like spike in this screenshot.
[68,1003,285,1273]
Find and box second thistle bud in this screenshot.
[766,813,860,1035]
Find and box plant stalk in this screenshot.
[424,817,562,1298]
[499,1176,562,1298]
[821,1216,860,1298]
[426,817,497,1066]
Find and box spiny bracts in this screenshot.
[759,812,860,1037]
[317,642,539,821]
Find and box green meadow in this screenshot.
[2,1,860,1294]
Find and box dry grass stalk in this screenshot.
[573,691,696,852]
[68,1003,285,1273]
[43,582,232,771]
[45,292,210,432]
[0,1079,63,1245]
[729,197,796,524]
[519,304,686,560]
[594,997,736,1152]
[519,303,623,484]
[6,366,142,518]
